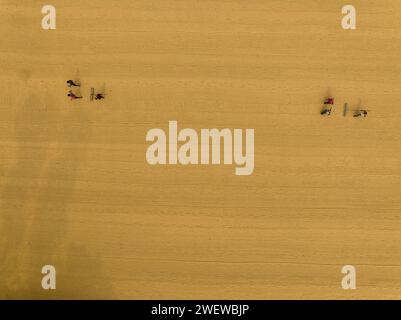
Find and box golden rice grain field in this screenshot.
[1,0,401,299]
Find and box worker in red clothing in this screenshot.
[67,90,83,100]
[324,98,334,105]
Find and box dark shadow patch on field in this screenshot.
[0,92,54,292]
[1,90,114,298]
[56,244,114,299]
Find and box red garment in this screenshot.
[324,98,334,105]
[68,91,79,100]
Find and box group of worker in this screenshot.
[320,98,369,117]
[66,80,105,101]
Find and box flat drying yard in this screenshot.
[1,0,401,299]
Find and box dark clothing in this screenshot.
[354,110,368,117]
[321,108,331,115]
[67,80,80,87]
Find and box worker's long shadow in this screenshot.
[74,69,81,86]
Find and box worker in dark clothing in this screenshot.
[95,93,105,100]
[67,80,80,87]
[354,110,369,117]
